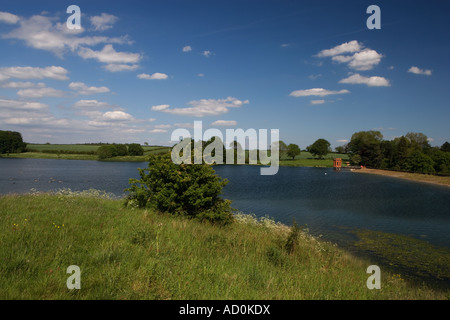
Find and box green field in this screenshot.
[3,144,349,167]
[0,191,447,299]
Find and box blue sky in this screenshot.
[0,0,449,149]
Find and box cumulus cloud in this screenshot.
[182,45,192,52]
[0,97,48,111]
[69,82,110,95]
[317,40,363,57]
[151,104,170,111]
[3,13,129,57]
[0,11,20,24]
[137,73,168,80]
[317,40,383,71]
[339,73,390,87]
[0,66,69,81]
[154,97,248,117]
[289,88,350,97]
[0,81,45,89]
[90,13,118,31]
[408,66,432,76]
[211,120,237,126]
[150,129,168,133]
[78,44,141,64]
[73,99,110,109]
[102,110,134,121]
[17,86,66,99]
[103,64,139,72]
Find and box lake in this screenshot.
[1,158,449,249]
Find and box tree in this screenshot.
[115,144,128,156]
[97,145,117,159]
[441,142,450,153]
[125,154,234,225]
[0,130,27,154]
[286,143,301,160]
[403,151,435,174]
[128,143,144,156]
[307,139,330,159]
[347,131,383,167]
[335,145,346,154]
[405,132,430,152]
[273,140,289,159]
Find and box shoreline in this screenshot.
[353,168,450,187]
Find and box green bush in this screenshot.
[0,130,27,154]
[97,145,118,159]
[125,154,234,225]
[128,143,144,156]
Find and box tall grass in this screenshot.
[0,192,447,300]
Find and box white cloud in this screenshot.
[69,82,110,95]
[3,14,129,57]
[339,73,390,87]
[137,73,168,80]
[0,11,20,24]
[310,100,325,105]
[0,81,45,89]
[102,110,134,121]
[90,13,118,31]
[317,40,363,57]
[73,99,110,109]
[150,129,168,133]
[17,86,66,98]
[154,124,172,129]
[0,66,69,80]
[289,88,350,97]
[155,97,248,117]
[78,44,141,64]
[317,41,383,71]
[151,104,170,111]
[202,50,212,58]
[197,73,205,77]
[408,66,432,76]
[347,49,383,71]
[336,139,348,143]
[0,97,48,111]
[103,64,139,72]
[211,120,237,126]
[182,45,192,52]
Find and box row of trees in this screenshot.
[277,139,332,160]
[0,130,27,154]
[97,143,144,159]
[344,131,450,175]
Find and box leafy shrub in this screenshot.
[97,145,118,159]
[115,144,129,156]
[125,154,234,225]
[128,143,144,156]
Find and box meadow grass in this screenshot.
[0,192,447,300]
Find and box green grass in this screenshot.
[279,152,350,168]
[1,144,172,162]
[0,192,447,299]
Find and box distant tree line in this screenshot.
[343,131,450,175]
[97,143,144,159]
[0,130,27,154]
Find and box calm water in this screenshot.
[1,158,449,249]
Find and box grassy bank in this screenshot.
[0,192,447,299]
[3,143,349,167]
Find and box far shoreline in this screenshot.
[354,167,450,187]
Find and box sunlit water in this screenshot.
[1,158,449,249]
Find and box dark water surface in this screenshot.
[1,158,449,249]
